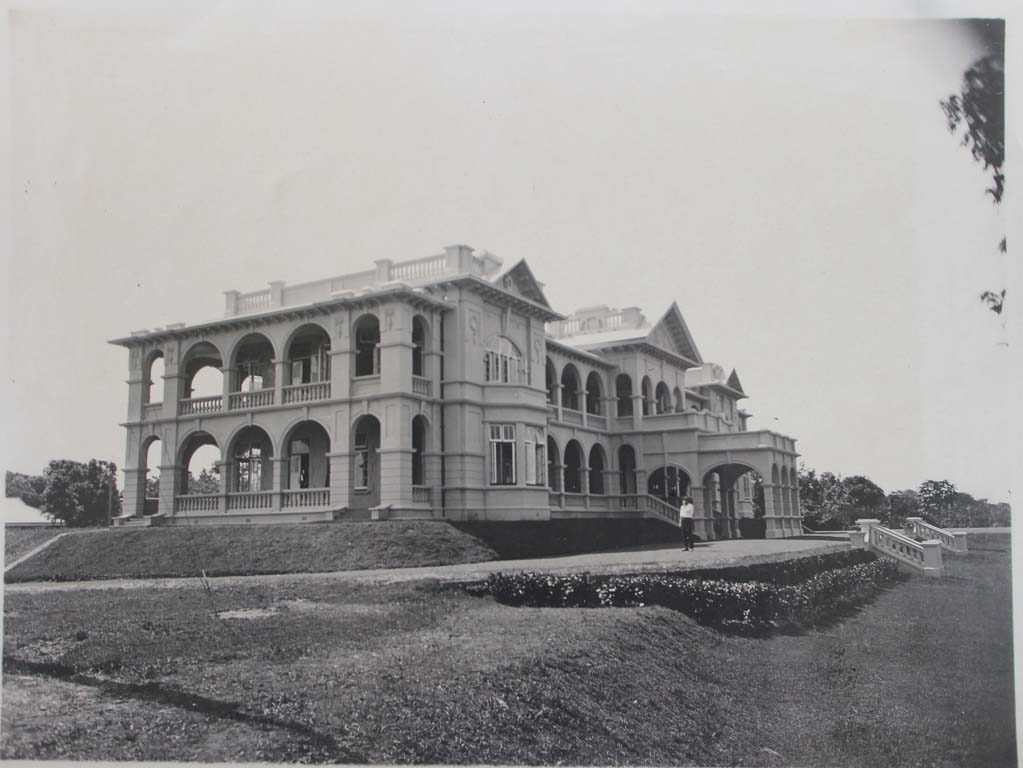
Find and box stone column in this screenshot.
[762,483,784,538]
[158,463,183,517]
[691,485,713,540]
[271,457,288,511]
[556,384,564,423]
[216,459,230,514]
[920,540,944,577]
[273,359,286,406]
[122,467,147,519]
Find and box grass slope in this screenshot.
[2,536,1014,765]
[4,528,63,563]
[454,518,681,559]
[4,522,500,582]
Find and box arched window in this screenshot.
[615,374,633,417]
[618,445,636,495]
[354,315,381,377]
[230,426,273,492]
[564,441,584,493]
[484,337,522,384]
[588,445,607,495]
[287,324,331,385]
[412,415,427,486]
[585,372,603,415]
[354,416,381,490]
[545,358,558,404]
[655,382,672,414]
[673,387,684,413]
[146,352,165,405]
[412,316,427,378]
[641,376,652,416]
[547,435,560,491]
[561,364,581,411]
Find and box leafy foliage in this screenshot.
[469,555,900,632]
[5,471,47,509]
[187,466,220,495]
[40,459,121,527]
[918,479,958,527]
[941,54,1005,204]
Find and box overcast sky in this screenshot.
[1,2,1013,502]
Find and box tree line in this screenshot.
[798,465,1010,531]
[5,461,220,527]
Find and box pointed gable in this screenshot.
[492,259,552,308]
[726,369,745,395]
[645,302,703,364]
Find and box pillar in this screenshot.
[273,359,286,406]
[763,483,784,538]
[271,457,288,510]
[158,463,184,517]
[691,485,713,540]
[122,467,147,519]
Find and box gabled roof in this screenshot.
[648,302,703,364]
[727,369,745,395]
[489,258,552,308]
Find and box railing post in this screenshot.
[952,531,969,553]
[905,517,923,539]
[920,540,944,577]
[855,518,881,545]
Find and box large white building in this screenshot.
[112,245,801,539]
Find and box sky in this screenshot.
[0,1,1015,503]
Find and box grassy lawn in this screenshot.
[2,537,1014,765]
[3,527,64,563]
[4,522,500,583]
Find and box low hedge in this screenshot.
[466,555,901,632]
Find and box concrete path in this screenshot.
[4,537,851,594]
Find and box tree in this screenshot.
[145,475,160,498]
[842,475,886,516]
[5,470,47,509]
[798,465,853,530]
[886,489,920,527]
[188,466,221,495]
[41,459,121,527]
[940,22,1007,315]
[918,479,958,528]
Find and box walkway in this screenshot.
[4,537,851,594]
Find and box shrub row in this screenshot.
[466,556,901,632]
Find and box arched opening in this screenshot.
[351,415,381,509]
[145,352,165,405]
[286,324,332,386]
[412,415,428,486]
[673,387,684,413]
[547,435,561,491]
[702,463,765,540]
[178,431,221,496]
[615,374,633,417]
[283,421,331,490]
[564,440,584,493]
[641,376,652,416]
[412,316,428,378]
[227,426,274,493]
[142,437,162,515]
[353,314,381,377]
[181,342,224,399]
[561,364,581,411]
[647,465,691,503]
[618,445,637,495]
[655,382,672,414]
[484,336,522,384]
[230,333,275,395]
[588,444,607,495]
[585,372,603,415]
[545,358,558,404]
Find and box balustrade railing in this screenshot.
[905,517,966,553]
[228,389,275,410]
[178,395,223,416]
[868,524,943,576]
[412,377,432,396]
[548,491,562,509]
[389,254,447,282]
[412,486,432,504]
[237,290,271,313]
[175,494,220,513]
[226,492,273,511]
[282,381,331,404]
[281,488,330,508]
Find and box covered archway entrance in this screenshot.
[702,463,764,540]
[647,465,691,504]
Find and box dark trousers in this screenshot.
[681,518,695,550]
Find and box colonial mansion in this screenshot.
[112,245,801,540]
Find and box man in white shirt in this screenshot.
[680,496,695,550]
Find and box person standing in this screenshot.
[680,496,696,551]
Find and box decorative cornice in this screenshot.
[447,275,564,323]
[109,286,453,348]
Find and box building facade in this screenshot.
[112,245,801,539]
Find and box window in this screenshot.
[489,424,516,485]
[412,316,427,377]
[354,430,371,489]
[524,427,546,486]
[354,316,381,376]
[484,337,521,384]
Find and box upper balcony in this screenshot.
[223,245,502,318]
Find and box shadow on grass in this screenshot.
[2,656,364,762]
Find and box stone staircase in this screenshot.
[852,518,968,577]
